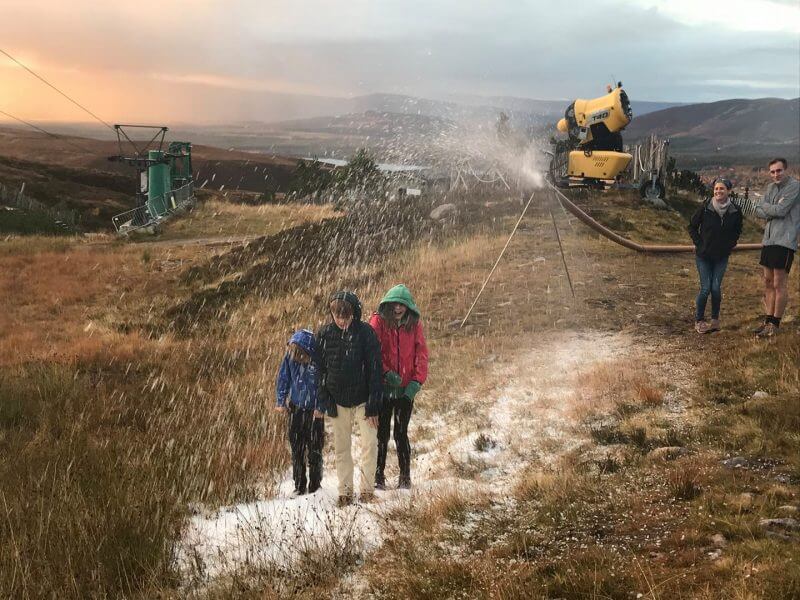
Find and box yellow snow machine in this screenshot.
[548,82,633,189]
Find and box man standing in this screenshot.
[754,158,800,337]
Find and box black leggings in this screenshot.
[288,406,324,493]
[376,396,413,484]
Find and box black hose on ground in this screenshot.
[547,183,762,254]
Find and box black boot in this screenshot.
[307,417,325,493]
[395,397,413,490]
[376,398,392,491]
[288,406,308,495]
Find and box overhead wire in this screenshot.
[0,108,101,155]
[0,47,116,133]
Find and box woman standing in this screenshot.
[369,284,429,489]
[687,178,743,333]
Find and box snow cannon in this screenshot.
[550,83,634,189]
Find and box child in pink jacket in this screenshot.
[369,284,429,489]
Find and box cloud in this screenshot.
[622,0,800,33]
[149,72,332,96]
[704,79,800,91]
[0,0,797,123]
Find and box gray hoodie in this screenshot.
[755,175,800,251]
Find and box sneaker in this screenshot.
[752,321,768,335]
[756,322,777,338]
[359,492,376,503]
[290,489,306,498]
[375,481,386,491]
[708,319,721,332]
[695,321,710,334]
[337,494,354,508]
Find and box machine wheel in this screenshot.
[640,178,665,201]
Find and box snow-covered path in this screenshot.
[176,475,389,581]
[440,330,633,491]
[176,330,635,585]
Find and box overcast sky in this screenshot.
[1,0,798,124]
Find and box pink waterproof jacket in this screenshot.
[368,313,429,387]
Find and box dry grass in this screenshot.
[667,460,704,500]
[699,332,800,471]
[0,233,82,256]
[155,199,338,241]
[366,460,683,599]
[513,467,591,505]
[572,359,666,421]
[361,192,800,600]
[0,239,205,366]
[0,193,524,597]
[389,486,488,534]
[0,228,301,596]
[2,183,798,598]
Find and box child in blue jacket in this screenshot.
[275,329,325,496]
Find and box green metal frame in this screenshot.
[168,141,193,188]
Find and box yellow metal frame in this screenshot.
[567,150,632,180]
[557,87,631,134]
[573,87,631,131]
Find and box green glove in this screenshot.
[385,371,402,387]
[404,381,421,401]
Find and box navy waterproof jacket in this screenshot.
[687,200,743,261]
[316,291,383,417]
[275,329,323,412]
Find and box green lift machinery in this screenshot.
[109,125,195,233]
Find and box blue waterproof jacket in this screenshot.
[275,330,323,412]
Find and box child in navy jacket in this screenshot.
[275,329,325,496]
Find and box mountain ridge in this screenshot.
[624,97,799,164]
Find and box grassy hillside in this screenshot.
[0,167,797,598]
[0,127,302,231]
[626,97,800,166]
[0,154,135,231]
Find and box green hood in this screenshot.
[379,284,420,317]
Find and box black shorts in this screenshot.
[759,245,794,273]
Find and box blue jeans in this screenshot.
[695,256,728,321]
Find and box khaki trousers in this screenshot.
[330,403,378,496]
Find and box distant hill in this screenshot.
[266,110,456,137]
[328,93,683,122]
[0,126,299,173]
[289,92,683,126]
[444,94,684,118]
[625,97,800,166]
[177,110,462,163]
[192,92,689,159]
[0,126,301,229]
[0,89,691,162]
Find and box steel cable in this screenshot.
[0,109,101,155]
[0,48,115,133]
